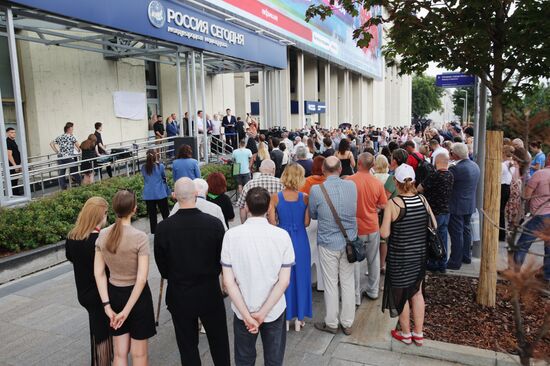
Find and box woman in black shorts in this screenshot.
[94,190,156,365]
[66,196,113,366]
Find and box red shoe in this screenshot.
[412,332,424,346]
[391,329,412,345]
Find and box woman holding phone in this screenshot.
[94,190,156,366]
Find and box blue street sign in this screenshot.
[435,73,475,88]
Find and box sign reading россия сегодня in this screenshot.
[8,0,287,68]
[148,0,245,49]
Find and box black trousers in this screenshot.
[499,184,511,241]
[145,198,169,234]
[168,287,230,366]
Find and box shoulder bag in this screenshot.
[319,184,365,263]
[419,195,444,260]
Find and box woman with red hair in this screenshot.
[206,172,235,228]
[300,156,326,195]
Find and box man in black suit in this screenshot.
[270,137,284,178]
[222,108,237,149]
[154,177,230,366]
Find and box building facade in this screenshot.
[1,0,412,158]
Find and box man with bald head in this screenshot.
[347,153,387,303]
[154,177,230,365]
[310,156,358,335]
[418,153,454,272]
[169,178,228,230]
[237,159,283,223]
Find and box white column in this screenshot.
[322,62,330,128]
[296,50,305,129]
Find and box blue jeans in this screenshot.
[234,311,286,366]
[448,213,473,268]
[514,214,550,280]
[428,214,450,270]
[58,157,81,189]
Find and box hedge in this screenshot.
[0,163,232,253]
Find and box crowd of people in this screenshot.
[62,116,549,365]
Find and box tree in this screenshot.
[412,74,443,118]
[306,0,549,309]
[452,87,475,123]
[503,82,550,146]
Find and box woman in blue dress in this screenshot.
[268,163,312,332]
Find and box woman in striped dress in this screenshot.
[380,164,436,347]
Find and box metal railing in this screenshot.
[1,134,235,199]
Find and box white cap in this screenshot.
[394,164,415,183]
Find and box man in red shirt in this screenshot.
[403,141,424,171]
[347,153,388,303]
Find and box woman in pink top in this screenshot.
[94,190,156,366]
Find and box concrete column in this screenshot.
[351,74,361,125]
[303,54,318,127]
[292,50,305,129]
[320,61,330,128]
[330,67,339,128]
[280,57,292,129]
[234,72,250,118]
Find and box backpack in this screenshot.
[411,153,435,186]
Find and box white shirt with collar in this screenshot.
[221,217,295,322]
[170,197,228,231]
[211,119,222,135]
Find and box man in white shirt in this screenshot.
[211,113,222,154]
[281,132,293,155]
[429,139,449,166]
[222,187,294,366]
[170,178,228,231]
[293,136,305,157]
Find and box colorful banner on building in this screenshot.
[203,0,383,79]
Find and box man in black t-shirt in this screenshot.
[6,127,23,195]
[153,115,165,140]
[418,153,454,273]
[94,122,112,178]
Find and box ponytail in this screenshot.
[106,190,136,253]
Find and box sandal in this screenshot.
[412,332,424,346]
[391,329,412,345]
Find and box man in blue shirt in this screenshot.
[309,156,358,336]
[529,141,545,177]
[232,139,252,195]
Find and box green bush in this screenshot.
[200,163,237,191]
[0,164,236,253]
[0,175,147,253]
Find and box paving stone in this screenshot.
[332,342,402,365]
[300,353,331,366]
[294,322,335,355]
[399,354,465,366]
[329,357,364,366]
[343,297,395,350]
[495,352,521,366]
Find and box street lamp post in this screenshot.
[461,89,468,124]
[460,97,466,123]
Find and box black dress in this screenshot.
[382,195,428,318]
[339,158,354,177]
[207,193,235,227]
[66,233,113,366]
[81,147,97,172]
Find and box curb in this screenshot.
[391,338,522,366]
[0,240,67,285]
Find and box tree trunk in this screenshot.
[477,95,503,307]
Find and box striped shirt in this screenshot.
[236,174,283,208]
[309,175,358,251]
[387,195,428,288]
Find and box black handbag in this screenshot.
[319,184,366,263]
[422,198,445,261]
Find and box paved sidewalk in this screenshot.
[2,213,544,366]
